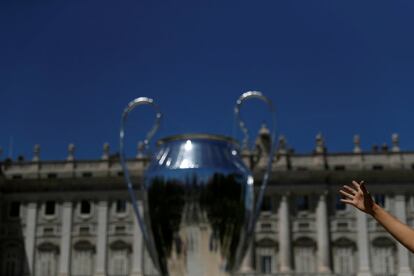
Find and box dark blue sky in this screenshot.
[1,1,414,160]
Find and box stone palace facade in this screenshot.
[1,127,414,276]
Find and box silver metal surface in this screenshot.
[234,91,277,239]
[234,91,275,150]
[157,133,238,146]
[144,136,254,276]
[119,96,163,272]
[119,92,276,276]
[121,97,162,154]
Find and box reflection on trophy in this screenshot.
[120,92,276,276]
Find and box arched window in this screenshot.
[255,238,278,274]
[108,240,131,276]
[372,237,397,275]
[72,240,95,276]
[293,237,316,273]
[1,243,23,276]
[332,237,356,275]
[35,242,59,276]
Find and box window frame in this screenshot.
[8,201,21,219]
[43,201,57,220]
[78,200,93,219]
[114,199,129,218]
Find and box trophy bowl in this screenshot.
[120,92,275,276]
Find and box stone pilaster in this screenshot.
[94,201,108,276]
[395,195,413,276]
[25,202,37,275]
[278,194,292,272]
[316,193,331,273]
[131,201,144,276]
[58,201,73,276]
[356,209,372,276]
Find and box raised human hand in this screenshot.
[339,180,376,215]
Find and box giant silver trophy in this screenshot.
[120,92,276,276]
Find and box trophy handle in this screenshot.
[119,97,162,270]
[234,91,276,232]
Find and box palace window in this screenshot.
[334,246,355,274]
[80,200,91,215]
[335,195,346,210]
[1,245,23,276]
[82,172,93,178]
[35,243,59,276]
[294,238,316,273]
[72,241,95,276]
[261,196,272,212]
[296,195,310,211]
[8,202,20,218]
[372,165,384,170]
[255,244,276,274]
[44,201,56,216]
[372,237,396,275]
[374,194,386,208]
[47,173,57,179]
[72,249,94,276]
[334,165,346,171]
[115,199,127,214]
[109,241,131,276]
[332,238,356,275]
[260,255,272,274]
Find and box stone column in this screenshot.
[95,201,108,276]
[395,195,413,276]
[316,193,331,273]
[25,202,37,275]
[356,209,372,276]
[58,201,73,276]
[131,201,143,276]
[278,194,292,272]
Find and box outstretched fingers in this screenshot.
[339,189,354,199]
[340,198,353,204]
[352,180,361,191]
[343,185,357,194]
[359,181,368,194]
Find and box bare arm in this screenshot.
[340,180,414,253]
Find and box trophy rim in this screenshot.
[157,133,239,146]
